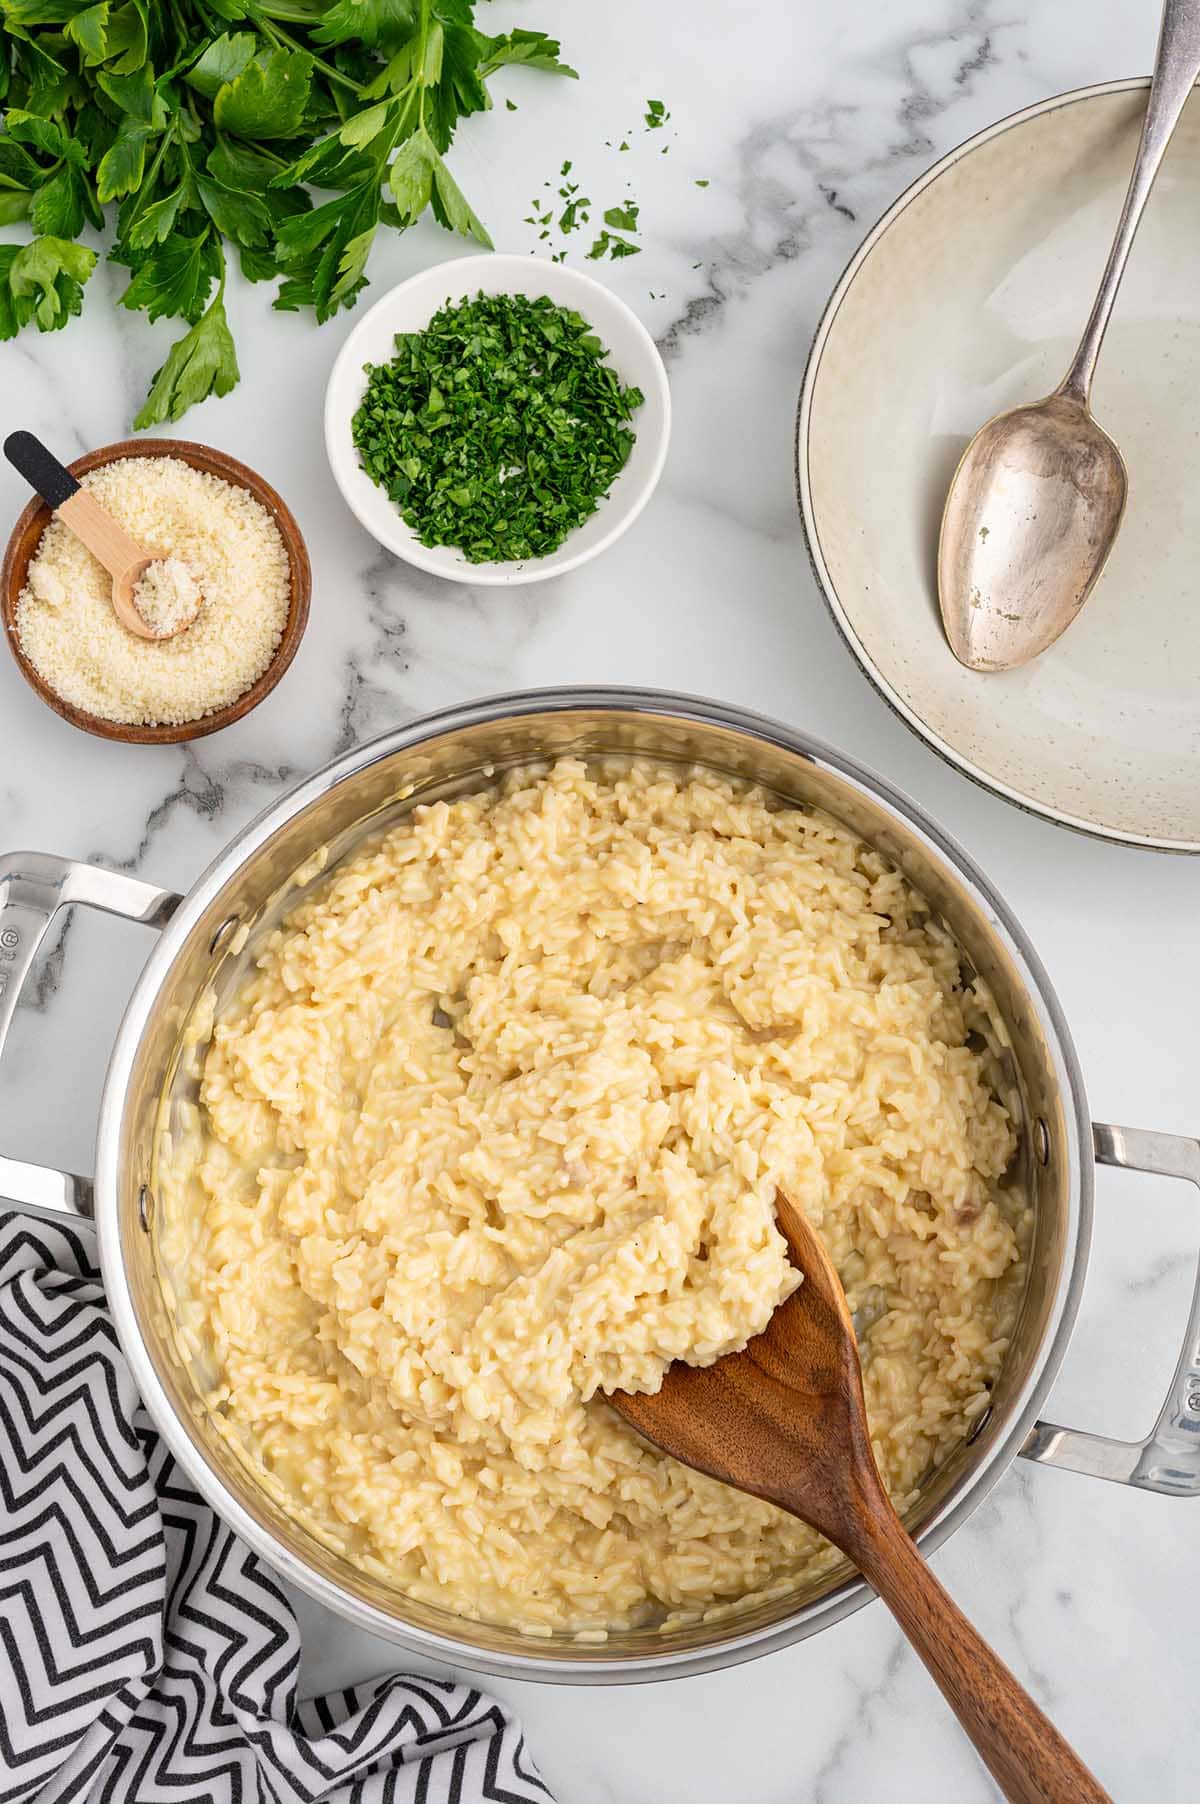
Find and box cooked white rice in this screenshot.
[166,758,1026,1636]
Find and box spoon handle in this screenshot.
[1061,0,1200,403]
[4,429,81,509]
[4,429,147,583]
[850,1500,1111,1804]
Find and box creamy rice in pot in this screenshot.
[165,759,1027,1635]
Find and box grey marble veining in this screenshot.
[2,2,1197,1798]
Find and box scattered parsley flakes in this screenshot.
[619,140,630,151]
[558,193,590,232]
[695,179,709,188]
[506,99,519,111]
[603,201,639,232]
[645,99,669,128]
[352,291,643,564]
[586,230,640,260]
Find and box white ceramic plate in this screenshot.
[798,80,1200,852]
[325,253,670,586]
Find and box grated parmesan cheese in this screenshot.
[132,553,202,638]
[16,456,291,726]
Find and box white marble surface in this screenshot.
[2,2,1197,1798]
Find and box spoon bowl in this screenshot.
[938,393,1128,671]
[110,549,203,642]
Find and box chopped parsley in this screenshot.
[586,230,640,260]
[352,291,644,564]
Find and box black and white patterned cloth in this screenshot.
[0,1213,556,1804]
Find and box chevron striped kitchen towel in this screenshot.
[0,1212,556,1804]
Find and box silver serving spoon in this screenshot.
[938,0,1200,672]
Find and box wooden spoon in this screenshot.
[610,1192,1110,1804]
[3,430,200,640]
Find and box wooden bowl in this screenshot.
[1,437,311,744]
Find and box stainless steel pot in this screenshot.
[2,688,1198,1684]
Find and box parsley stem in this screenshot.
[415,0,431,136]
[249,7,366,97]
[225,135,289,167]
[121,122,175,236]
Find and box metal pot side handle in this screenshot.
[1022,1123,1200,1498]
[0,851,181,1224]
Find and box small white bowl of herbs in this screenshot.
[324,254,671,584]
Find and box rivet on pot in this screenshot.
[209,915,240,956]
[138,1184,154,1233]
[1034,1118,1050,1166]
[967,1403,993,1445]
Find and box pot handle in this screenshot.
[0,851,180,1224]
[1021,1122,1200,1497]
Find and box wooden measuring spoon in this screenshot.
[610,1192,1109,1804]
[3,430,200,640]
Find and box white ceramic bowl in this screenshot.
[798,80,1200,853]
[325,253,670,586]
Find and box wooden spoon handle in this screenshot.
[55,488,150,584]
[852,1504,1110,1804]
[3,429,146,581]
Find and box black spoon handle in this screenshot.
[3,431,80,510]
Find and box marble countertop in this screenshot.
[2,1,1197,1798]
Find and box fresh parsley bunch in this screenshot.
[0,0,575,427]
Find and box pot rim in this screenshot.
[95,686,1094,1682]
[794,76,1199,855]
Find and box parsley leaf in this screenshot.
[428,146,491,245]
[117,225,222,323]
[65,2,112,65]
[477,29,577,78]
[603,201,638,232]
[185,32,256,100]
[586,229,640,260]
[29,159,90,236]
[96,114,160,202]
[5,108,86,163]
[386,127,436,221]
[134,263,240,428]
[212,47,313,139]
[274,176,378,319]
[312,0,418,52]
[0,234,96,337]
